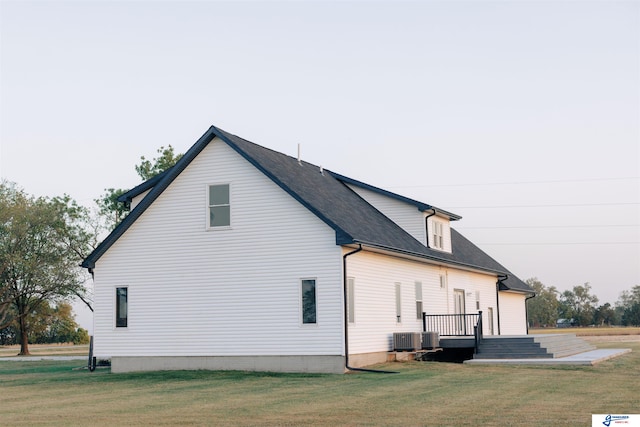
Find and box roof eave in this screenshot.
[328,171,462,220]
[351,240,507,277]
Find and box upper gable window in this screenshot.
[433,221,444,249]
[208,184,230,228]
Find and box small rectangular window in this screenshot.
[415,281,423,319]
[476,291,481,310]
[116,287,128,328]
[301,279,317,324]
[439,274,447,289]
[208,184,230,227]
[395,282,402,323]
[347,277,355,324]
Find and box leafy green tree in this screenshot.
[617,285,640,326]
[95,145,182,229]
[593,303,617,326]
[135,145,183,181]
[559,283,599,327]
[525,278,559,327]
[0,181,95,355]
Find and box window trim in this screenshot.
[415,281,423,320]
[432,220,444,250]
[300,278,318,326]
[439,274,447,290]
[206,183,231,230]
[115,286,128,329]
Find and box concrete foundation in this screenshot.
[347,351,389,367]
[111,355,346,374]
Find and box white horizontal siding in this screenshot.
[498,292,528,335]
[93,138,344,358]
[345,249,499,355]
[346,185,427,245]
[130,189,150,210]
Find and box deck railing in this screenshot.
[422,311,483,353]
[422,312,481,337]
[422,312,484,354]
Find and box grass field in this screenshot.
[529,326,640,336]
[0,343,89,357]
[1,338,638,426]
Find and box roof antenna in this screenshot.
[297,143,302,165]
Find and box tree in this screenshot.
[0,181,95,355]
[559,283,599,327]
[593,303,617,326]
[95,145,182,229]
[135,145,183,181]
[525,278,560,327]
[617,285,640,326]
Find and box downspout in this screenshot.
[424,209,437,248]
[343,244,397,374]
[525,293,536,334]
[496,275,507,336]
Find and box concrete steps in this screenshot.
[474,334,596,359]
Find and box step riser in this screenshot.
[476,335,594,359]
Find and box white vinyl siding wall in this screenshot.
[92,139,344,358]
[498,292,528,335]
[346,186,427,246]
[344,250,499,355]
[426,216,452,253]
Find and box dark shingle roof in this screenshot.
[82,125,532,294]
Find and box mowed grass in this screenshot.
[0,344,89,357]
[530,326,640,336]
[1,339,638,426]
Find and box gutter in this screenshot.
[525,293,536,334]
[343,245,397,374]
[424,209,437,249]
[496,275,507,336]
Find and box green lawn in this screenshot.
[1,339,638,426]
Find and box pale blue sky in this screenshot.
[1,1,638,328]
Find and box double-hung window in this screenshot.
[208,184,230,228]
[433,221,444,249]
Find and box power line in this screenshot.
[477,242,640,246]
[389,176,640,189]
[445,202,639,209]
[457,224,640,230]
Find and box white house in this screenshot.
[82,125,534,374]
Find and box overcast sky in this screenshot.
[1,0,638,330]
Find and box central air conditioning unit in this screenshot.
[393,332,421,352]
[421,332,440,349]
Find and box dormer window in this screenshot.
[433,221,444,249]
[208,184,230,228]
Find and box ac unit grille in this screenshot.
[393,332,421,351]
[422,332,440,349]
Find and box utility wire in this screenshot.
[445,202,639,209]
[477,242,639,246]
[389,176,639,189]
[457,224,639,230]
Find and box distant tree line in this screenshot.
[0,302,89,346]
[1,146,182,354]
[527,278,640,328]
